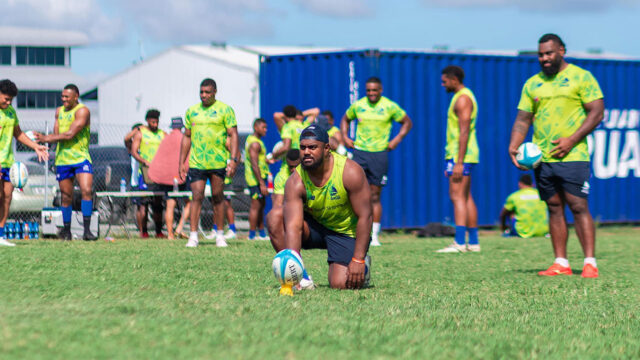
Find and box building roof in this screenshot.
[0,26,88,47]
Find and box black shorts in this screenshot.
[352,149,389,186]
[248,178,268,200]
[187,168,226,183]
[302,213,368,266]
[534,162,591,201]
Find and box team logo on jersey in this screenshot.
[306,190,315,201]
[560,77,570,87]
[358,108,367,113]
[581,181,590,194]
[330,185,340,200]
[376,108,385,115]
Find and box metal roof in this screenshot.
[0,26,88,47]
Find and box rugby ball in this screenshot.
[516,142,542,170]
[25,130,37,142]
[272,249,304,286]
[10,162,28,189]
[271,141,285,160]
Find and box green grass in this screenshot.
[1,226,639,359]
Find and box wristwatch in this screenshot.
[231,158,239,163]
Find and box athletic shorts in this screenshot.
[534,161,591,201]
[302,213,369,266]
[248,177,268,200]
[444,159,475,177]
[1,168,10,182]
[224,182,233,202]
[187,168,226,183]
[352,149,388,186]
[56,160,93,181]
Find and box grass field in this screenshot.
[1,226,639,359]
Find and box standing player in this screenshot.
[36,84,97,241]
[340,77,413,246]
[436,66,480,253]
[508,34,604,278]
[500,174,549,238]
[130,109,166,238]
[244,118,269,240]
[0,79,49,246]
[179,78,239,248]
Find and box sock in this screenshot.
[81,200,92,217]
[372,222,381,236]
[555,257,570,267]
[216,230,224,238]
[228,223,236,232]
[455,225,467,246]
[259,228,266,237]
[248,230,256,239]
[302,268,310,281]
[0,226,4,237]
[61,206,72,223]
[467,227,479,245]
[584,257,597,267]
[83,216,92,234]
[189,231,198,240]
[63,222,71,234]
[212,224,218,231]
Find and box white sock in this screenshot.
[584,257,597,267]
[217,230,225,238]
[372,222,381,237]
[554,257,569,267]
[189,231,198,239]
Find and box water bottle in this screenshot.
[16,221,22,239]
[33,222,39,239]
[120,177,127,193]
[267,173,274,192]
[7,222,14,239]
[3,223,9,239]
[23,222,30,240]
[173,177,179,192]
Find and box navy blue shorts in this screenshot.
[302,213,368,266]
[248,177,267,200]
[187,168,226,183]
[1,168,10,182]
[534,162,591,201]
[444,159,475,177]
[352,149,388,186]
[56,160,92,181]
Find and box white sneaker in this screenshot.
[297,275,316,290]
[436,243,467,253]
[467,244,481,252]
[224,230,237,240]
[185,235,199,248]
[370,237,381,247]
[257,234,270,241]
[0,237,16,247]
[215,236,228,247]
[204,230,216,240]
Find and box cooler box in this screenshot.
[41,207,100,238]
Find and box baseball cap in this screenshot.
[300,124,329,144]
[171,117,184,129]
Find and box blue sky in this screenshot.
[3,0,639,83]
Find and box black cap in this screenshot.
[300,124,329,144]
[171,117,184,129]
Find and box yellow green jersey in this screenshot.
[345,96,406,152]
[0,105,18,168]
[273,167,290,195]
[296,154,358,237]
[279,120,305,173]
[327,126,340,138]
[55,104,91,166]
[244,135,269,186]
[185,100,237,170]
[504,187,549,238]
[517,63,603,163]
[445,87,479,163]
[138,127,165,164]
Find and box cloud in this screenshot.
[291,0,373,17]
[0,0,125,43]
[421,0,637,12]
[116,0,273,43]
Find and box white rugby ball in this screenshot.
[271,141,285,160]
[25,130,37,142]
[10,162,28,189]
[516,142,542,170]
[272,249,304,286]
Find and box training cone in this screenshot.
[279,284,294,296]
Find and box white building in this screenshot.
[95,44,338,145]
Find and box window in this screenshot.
[0,47,10,65]
[16,47,65,66]
[16,91,62,109]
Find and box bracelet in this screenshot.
[351,257,365,264]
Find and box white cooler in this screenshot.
[41,207,100,239]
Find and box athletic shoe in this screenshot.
[257,234,270,241]
[436,243,467,253]
[467,244,481,252]
[155,233,166,239]
[581,264,599,278]
[59,229,72,241]
[83,232,98,241]
[247,235,256,241]
[215,236,228,247]
[224,230,237,240]
[364,255,371,288]
[370,238,382,247]
[0,237,16,247]
[538,263,573,276]
[204,230,216,240]
[140,232,149,239]
[295,274,316,290]
[185,235,199,248]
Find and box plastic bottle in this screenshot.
[16,221,22,239]
[173,177,179,192]
[4,223,10,239]
[33,222,39,239]
[267,173,274,192]
[7,222,14,239]
[23,222,29,240]
[120,177,127,192]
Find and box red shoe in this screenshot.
[140,232,149,238]
[155,233,166,239]
[581,264,599,278]
[538,263,573,276]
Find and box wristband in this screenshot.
[351,257,365,264]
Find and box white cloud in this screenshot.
[0,0,125,43]
[291,0,373,17]
[116,0,273,43]
[421,0,638,12]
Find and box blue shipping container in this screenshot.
[259,50,640,228]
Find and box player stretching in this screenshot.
[275,125,372,289]
[341,77,412,246]
[509,34,604,278]
[179,78,239,247]
[36,84,97,241]
[437,66,481,253]
[0,79,49,246]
